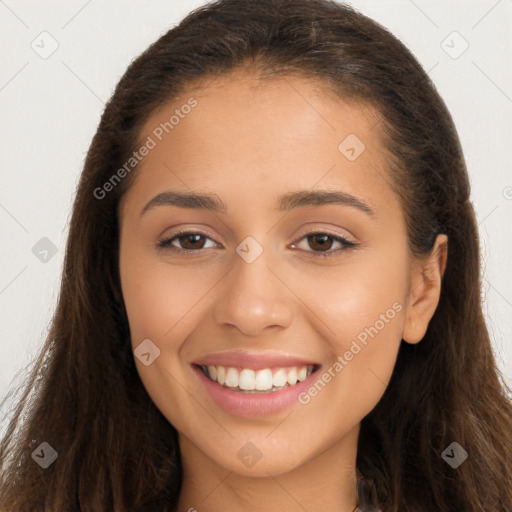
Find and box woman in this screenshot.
[1,0,511,510]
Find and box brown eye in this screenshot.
[175,233,207,250]
[157,231,217,252]
[306,233,335,251]
[291,231,357,257]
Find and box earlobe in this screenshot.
[402,234,448,344]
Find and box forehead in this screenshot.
[121,70,397,220]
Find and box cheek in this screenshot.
[119,255,212,429]
[294,243,408,341]
[298,299,404,430]
[120,255,213,343]
[295,251,408,417]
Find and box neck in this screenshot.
[175,425,360,512]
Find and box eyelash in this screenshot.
[156,229,358,258]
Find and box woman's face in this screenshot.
[119,70,444,477]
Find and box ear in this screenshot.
[402,234,448,344]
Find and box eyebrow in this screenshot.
[139,189,375,217]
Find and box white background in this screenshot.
[1,0,511,419]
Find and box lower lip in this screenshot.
[192,365,319,418]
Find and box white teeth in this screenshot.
[207,365,217,381]
[238,369,255,390]
[225,367,238,388]
[272,368,287,387]
[216,366,226,386]
[255,369,273,390]
[202,364,315,393]
[287,368,297,386]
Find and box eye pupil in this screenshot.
[308,233,333,251]
[180,233,205,249]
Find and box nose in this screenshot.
[213,244,294,337]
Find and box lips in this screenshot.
[192,350,320,371]
[191,351,321,417]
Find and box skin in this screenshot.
[118,70,448,512]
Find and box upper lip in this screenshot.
[192,350,320,370]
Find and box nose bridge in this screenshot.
[213,235,293,335]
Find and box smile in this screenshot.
[198,364,316,393]
[191,350,322,416]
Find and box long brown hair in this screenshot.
[1,1,511,510]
